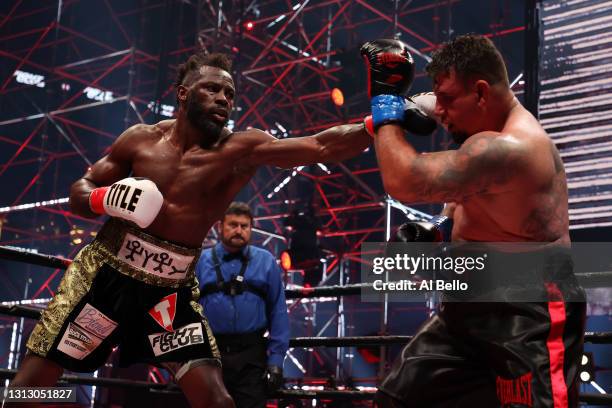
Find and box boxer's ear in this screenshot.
[474,80,489,108]
[177,85,188,103]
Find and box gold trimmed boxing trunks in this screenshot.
[26,218,220,372]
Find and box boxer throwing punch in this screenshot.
[362,36,586,407]
[8,53,380,408]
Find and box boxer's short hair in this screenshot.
[175,52,233,88]
[426,34,509,87]
[223,202,253,225]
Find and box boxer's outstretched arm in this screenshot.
[374,124,527,203]
[70,126,139,217]
[246,125,371,168]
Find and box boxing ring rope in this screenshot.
[1,299,611,348]
[0,246,72,270]
[0,245,611,405]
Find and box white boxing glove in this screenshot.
[409,92,440,124]
[89,177,163,228]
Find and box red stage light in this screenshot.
[331,88,344,106]
[244,21,255,31]
[280,250,292,271]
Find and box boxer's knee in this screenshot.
[177,361,234,408]
[10,353,63,387]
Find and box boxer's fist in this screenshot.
[360,39,415,98]
[403,93,438,135]
[89,177,163,228]
[409,92,438,121]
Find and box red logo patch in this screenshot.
[149,293,177,331]
[496,372,533,407]
[376,52,408,68]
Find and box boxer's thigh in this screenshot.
[379,314,498,407]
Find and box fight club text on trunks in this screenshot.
[148,322,205,356]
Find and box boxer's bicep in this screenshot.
[407,133,525,203]
[83,127,141,185]
[70,126,141,216]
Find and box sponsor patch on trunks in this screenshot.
[75,303,118,338]
[496,372,533,407]
[149,292,177,331]
[57,322,103,360]
[148,322,204,356]
[118,233,194,280]
[57,304,117,360]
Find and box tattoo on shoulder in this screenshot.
[522,143,568,240]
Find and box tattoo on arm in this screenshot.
[406,134,522,203]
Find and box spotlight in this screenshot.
[244,21,255,31]
[330,88,344,106]
[280,250,292,271]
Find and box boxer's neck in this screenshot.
[481,88,518,133]
[173,112,221,150]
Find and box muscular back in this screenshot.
[452,108,569,243]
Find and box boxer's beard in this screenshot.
[186,94,225,139]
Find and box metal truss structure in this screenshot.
[0,0,526,404]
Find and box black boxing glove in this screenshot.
[405,92,439,135]
[395,215,450,243]
[263,365,284,394]
[403,98,437,136]
[361,39,416,131]
[360,39,415,98]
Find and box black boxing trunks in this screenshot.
[377,248,586,408]
[26,218,220,373]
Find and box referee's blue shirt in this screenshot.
[196,243,289,368]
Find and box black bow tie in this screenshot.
[223,252,246,262]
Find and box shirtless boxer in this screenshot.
[8,53,374,408]
[362,36,586,407]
